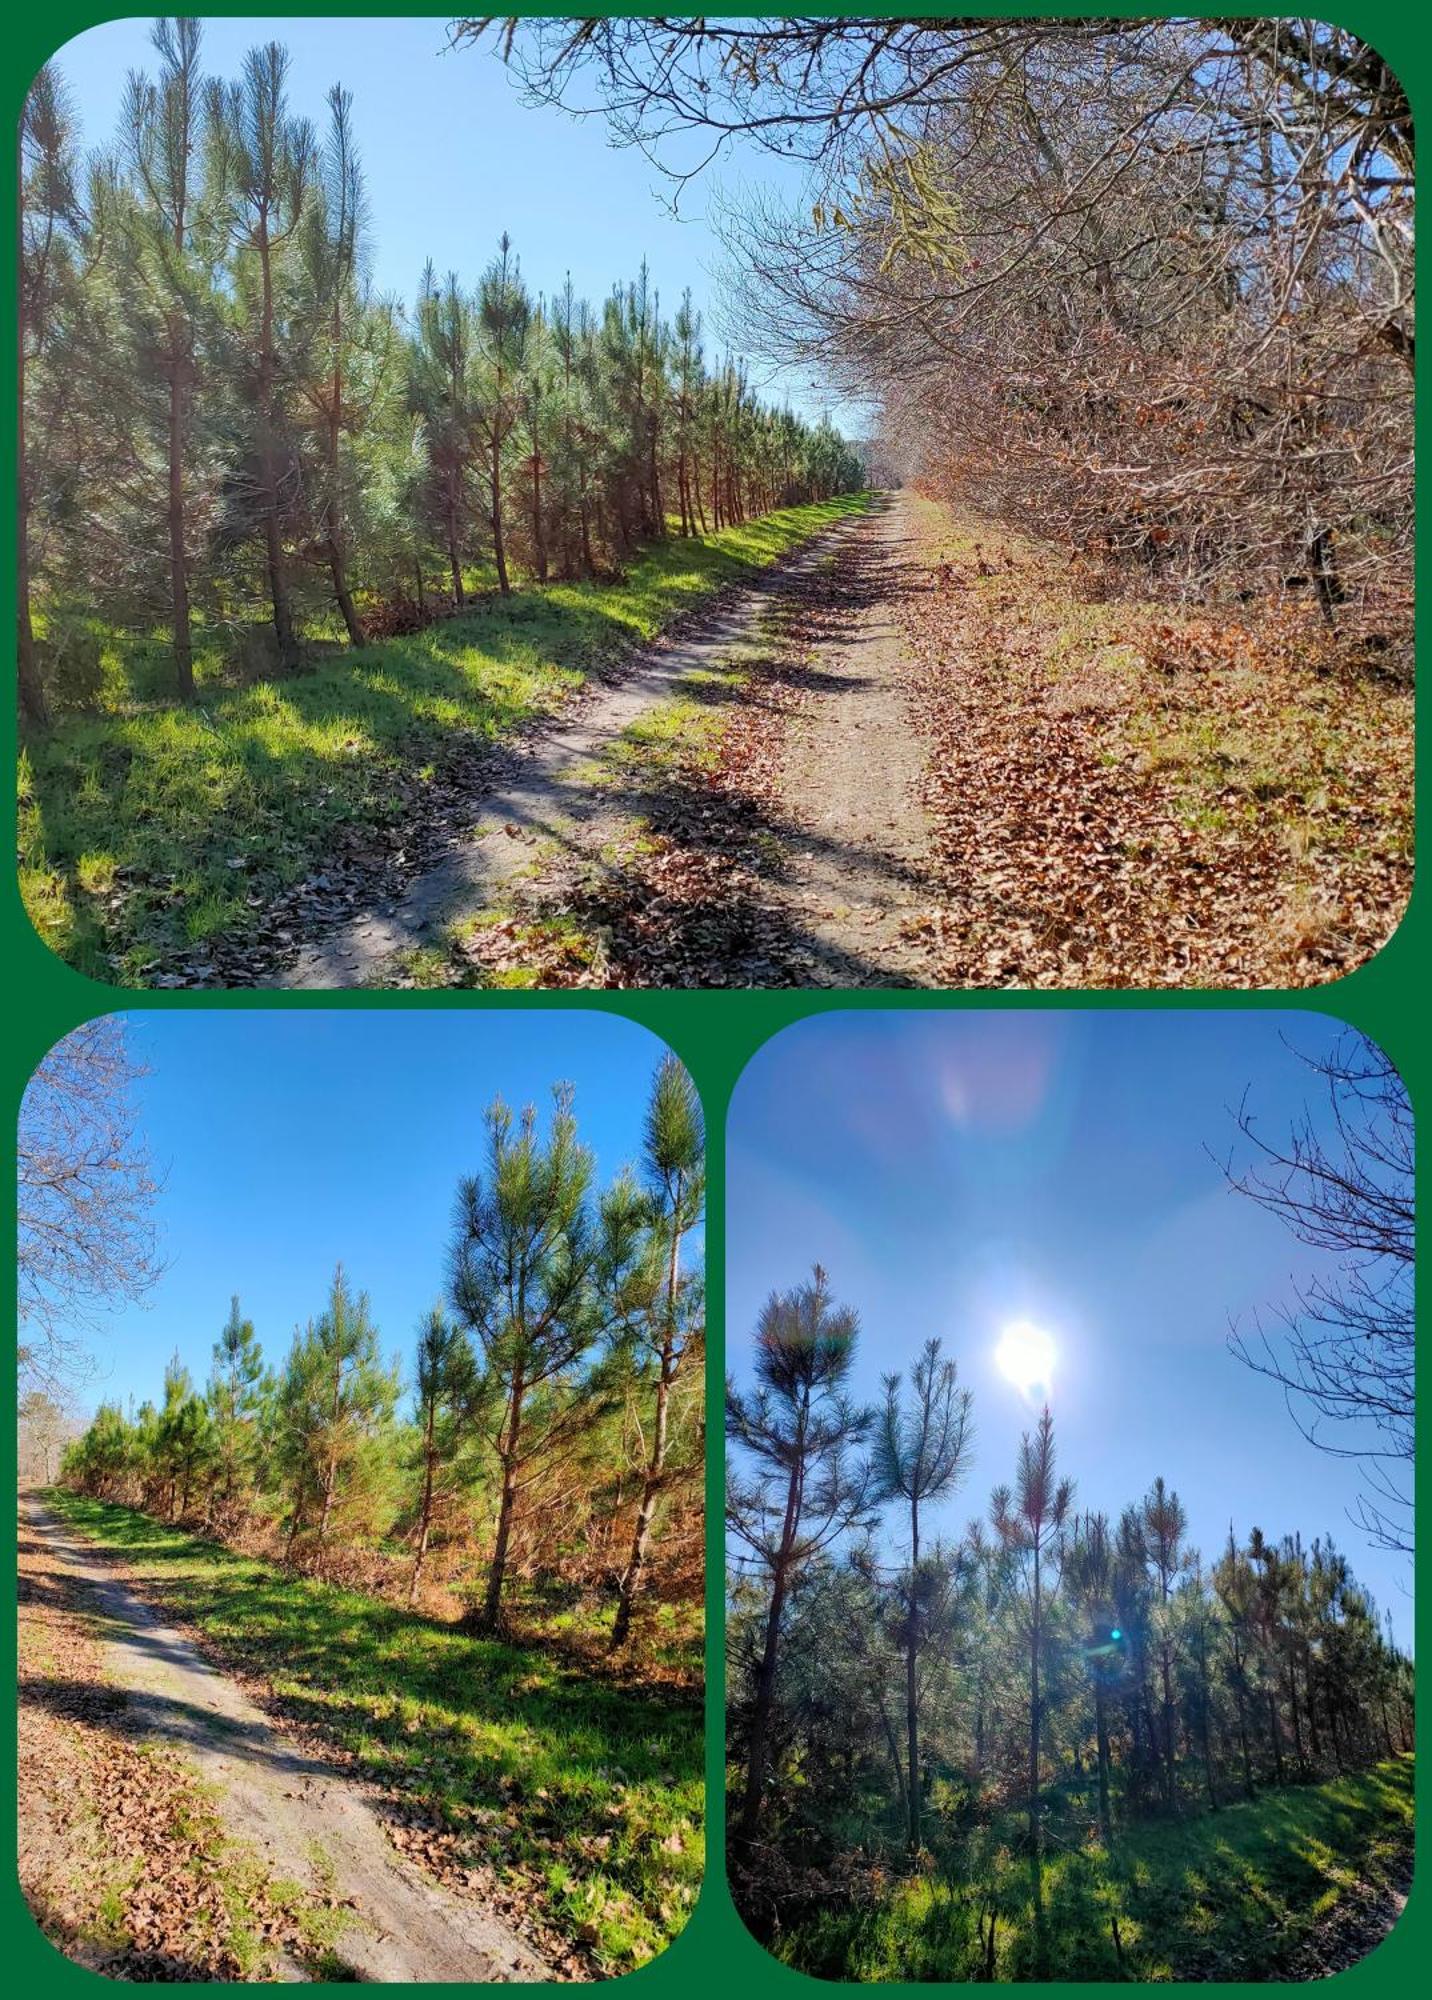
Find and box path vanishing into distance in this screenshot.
[20,1496,547,1984]
[275,494,940,990]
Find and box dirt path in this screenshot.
[759,496,935,983]
[274,496,938,988]
[275,515,873,988]
[22,1497,546,1983]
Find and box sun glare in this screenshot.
[995,1319,1057,1394]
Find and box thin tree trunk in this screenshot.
[258,218,298,670]
[475,1374,524,1631]
[1094,1684,1113,1843]
[16,379,49,727]
[409,1402,437,1607]
[491,438,510,595]
[167,343,195,699]
[737,1440,803,1849]
[905,1494,921,1849]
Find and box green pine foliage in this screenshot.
[727,1288,1415,1979]
[59,1068,703,1666]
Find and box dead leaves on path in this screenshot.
[894,506,1412,988]
[17,1519,319,1981]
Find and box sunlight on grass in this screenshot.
[772,1754,1413,1982]
[50,1492,703,1974]
[21,495,872,982]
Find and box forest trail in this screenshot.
[20,1496,548,1983]
[275,496,938,988]
[758,494,935,984]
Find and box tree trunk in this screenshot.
[474,1375,524,1632]
[905,1495,921,1850]
[491,439,510,595]
[1094,1684,1113,1843]
[167,342,195,699]
[258,221,298,671]
[1029,1539,1044,1929]
[16,377,49,727]
[409,1405,437,1608]
[530,428,548,582]
[737,1446,803,1848]
[737,1557,789,1848]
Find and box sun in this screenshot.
[995,1319,1057,1394]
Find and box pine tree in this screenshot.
[726,1266,873,1849]
[406,1307,483,1606]
[410,265,477,605]
[206,43,314,669]
[205,1293,265,1522]
[871,1337,972,1849]
[18,66,84,727]
[610,1054,705,1650]
[446,1086,633,1632]
[275,1266,398,1557]
[112,17,210,698]
[1142,1475,1188,1810]
[299,83,381,644]
[991,1406,1072,1939]
[473,233,531,596]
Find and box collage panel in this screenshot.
[15,14,1412,994]
[17,1010,704,1980]
[725,1011,1413,1981]
[8,8,1420,1996]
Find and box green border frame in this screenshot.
[3,6,1424,1995]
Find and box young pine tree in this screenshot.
[113,17,211,698]
[473,233,531,596]
[205,1293,265,1524]
[447,1086,637,1633]
[991,1406,1073,1938]
[610,1054,705,1651]
[205,43,314,669]
[871,1337,973,1849]
[276,1266,398,1559]
[406,1307,483,1607]
[726,1266,873,1850]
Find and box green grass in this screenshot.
[773,1757,1413,1981]
[48,1492,703,1975]
[19,496,872,982]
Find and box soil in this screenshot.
[20,1496,547,1983]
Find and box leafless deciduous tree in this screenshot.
[468,17,1412,621]
[17,1018,163,1395]
[1225,1032,1413,1554]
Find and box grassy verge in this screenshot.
[772,1756,1413,1981]
[48,1492,703,1975]
[19,495,871,982]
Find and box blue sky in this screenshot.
[727,1011,1413,1648]
[63,1008,687,1422]
[47,14,845,423]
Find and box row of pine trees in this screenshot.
[19,23,865,723]
[62,1062,704,1650]
[727,1271,1413,1920]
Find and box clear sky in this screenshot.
[46,14,846,424]
[62,1008,689,1424]
[726,1010,1412,1649]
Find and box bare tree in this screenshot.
[18,1018,163,1395]
[469,17,1413,617]
[1225,1031,1413,1554]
